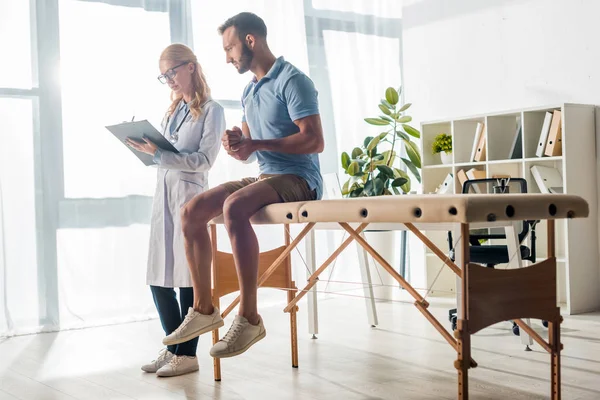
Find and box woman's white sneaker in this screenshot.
[141,349,174,373]
[163,307,224,346]
[156,355,199,377]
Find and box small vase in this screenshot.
[440,151,452,164]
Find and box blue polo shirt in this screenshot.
[242,56,323,200]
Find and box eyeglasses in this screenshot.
[157,62,189,84]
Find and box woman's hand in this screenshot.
[126,137,159,155]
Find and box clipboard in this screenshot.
[105,119,179,166]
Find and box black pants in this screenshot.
[150,285,198,356]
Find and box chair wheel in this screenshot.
[542,320,548,328]
[512,324,520,336]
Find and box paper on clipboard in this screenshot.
[105,119,179,166]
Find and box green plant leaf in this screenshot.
[382,150,396,165]
[363,136,374,148]
[368,146,378,157]
[378,104,391,115]
[342,179,350,196]
[399,103,412,112]
[354,159,367,167]
[385,87,399,106]
[364,177,385,196]
[401,158,421,183]
[350,187,364,197]
[367,136,382,151]
[379,115,393,123]
[391,177,408,187]
[381,99,393,109]
[376,164,394,178]
[402,124,421,138]
[364,118,389,126]
[392,187,401,195]
[396,115,412,123]
[397,86,402,97]
[393,168,411,193]
[395,130,410,141]
[347,161,361,176]
[341,152,350,170]
[351,147,363,159]
[403,139,422,168]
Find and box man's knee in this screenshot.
[181,198,211,237]
[222,195,253,227]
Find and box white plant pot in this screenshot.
[440,151,452,164]
[362,230,397,301]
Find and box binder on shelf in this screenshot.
[470,122,485,161]
[508,123,522,159]
[544,110,562,156]
[473,128,486,162]
[465,168,486,193]
[435,173,454,194]
[456,169,469,191]
[530,165,563,193]
[536,111,553,157]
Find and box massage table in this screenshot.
[209,193,588,399]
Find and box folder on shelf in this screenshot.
[457,169,469,191]
[465,168,486,193]
[435,173,454,194]
[470,122,484,161]
[536,112,553,157]
[530,165,563,193]
[544,110,562,157]
[473,128,486,162]
[508,123,522,159]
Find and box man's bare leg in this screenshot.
[181,186,232,314]
[222,181,282,325]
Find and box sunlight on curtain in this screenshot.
[0,0,32,89]
[0,98,39,335]
[59,0,170,199]
[56,0,171,328]
[311,0,402,18]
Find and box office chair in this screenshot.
[447,178,538,335]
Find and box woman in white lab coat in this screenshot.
[126,43,225,377]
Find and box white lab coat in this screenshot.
[146,99,225,287]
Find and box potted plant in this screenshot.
[432,133,452,164]
[339,86,421,301]
[340,86,421,197]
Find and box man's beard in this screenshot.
[236,42,254,74]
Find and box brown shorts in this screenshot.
[221,174,317,203]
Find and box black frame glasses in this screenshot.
[157,62,189,84]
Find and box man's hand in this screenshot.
[126,137,158,155]
[222,126,255,161]
[221,126,243,152]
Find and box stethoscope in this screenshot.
[166,102,191,144]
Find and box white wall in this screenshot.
[402,0,600,122]
[401,0,600,312]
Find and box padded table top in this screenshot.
[209,194,588,225]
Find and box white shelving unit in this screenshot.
[420,103,599,315]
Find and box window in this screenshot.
[0,0,33,89]
[0,98,39,332]
[59,0,171,198]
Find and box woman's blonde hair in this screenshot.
[160,44,211,121]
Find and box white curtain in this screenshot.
[0,0,406,337]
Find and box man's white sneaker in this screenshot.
[210,315,266,358]
[141,349,174,373]
[156,355,199,377]
[163,307,224,346]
